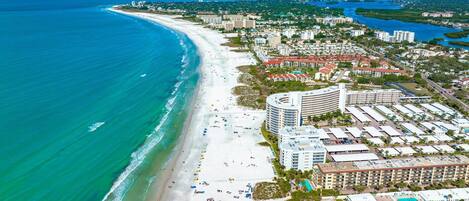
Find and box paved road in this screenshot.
[423,76,469,112]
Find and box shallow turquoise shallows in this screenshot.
[0,1,200,200]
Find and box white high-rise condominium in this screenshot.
[266,84,347,135]
[375,31,390,42]
[279,138,326,171]
[393,30,415,43]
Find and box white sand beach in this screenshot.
[110,9,275,201]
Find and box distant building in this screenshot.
[282,28,296,39]
[422,12,453,18]
[393,30,415,43]
[300,30,315,40]
[254,37,267,45]
[458,77,469,88]
[223,14,245,21]
[222,21,234,31]
[352,67,405,77]
[263,55,369,68]
[315,63,337,81]
[375,31,390,41]
[131,1,146,8]
[277,44,292,56]
[198,15,222,25]
[244,19,256,28]
[316,17,353,25]
[304,42,366,55]
[267,33,282,48]
[232,19,255,29]
[350,29,365,37]
[375,30,415,43]
[233,20,244,29]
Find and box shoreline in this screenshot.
[110,8,275,201]
[109,8,206,201]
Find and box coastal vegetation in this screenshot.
[355,7,469,27]
[234,65,327,109]
[306,109,353,127]
[393,0,469,13]
[253,182,284,200]
[398,82,431,96]
[444,29,469,39]
[356,8,427,23]
[354,74,413,85]
[449,41,469,47]
[222,36,245,47]
[416,56,469,84]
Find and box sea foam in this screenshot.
[102,47,189,201]
[88,122,105,132]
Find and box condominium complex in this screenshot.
[313,155,469,189]
[393,30,415,43]
[263,54,370,68]
[280,139,326,171]
[352,67,406,77]
[346,89,402,105]
[266,84,347,134]
[198,15,222,24]
[375,30,415,43]
[303,42,366,55]
[267,33,282,48]
[316,17,353,25]
[278,126,326,171]
[266,84,402,134]
[198,14,256,30]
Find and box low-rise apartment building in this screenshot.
[352,67,405,77]
[346,89,402,105]
[313,155,469,189]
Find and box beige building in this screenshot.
[346,89,402,105]
[223,14,245,21]
[222,21,234,31]
[267,34,282,48]
[313,155,469,189]
[198,15,222,24]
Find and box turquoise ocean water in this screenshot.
[0,1,200,200]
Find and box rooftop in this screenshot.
[364,126,383,137]
[318,155,469,173]
[279,139,325,152]
[266,85,344,110]
[325,144,369,153]
[331,153,379,162]
[380,126,402,137]
[279,126,319,138]
[347,193,377,201]
[329,127,348,139]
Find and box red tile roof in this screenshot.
[263,54,369,66]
